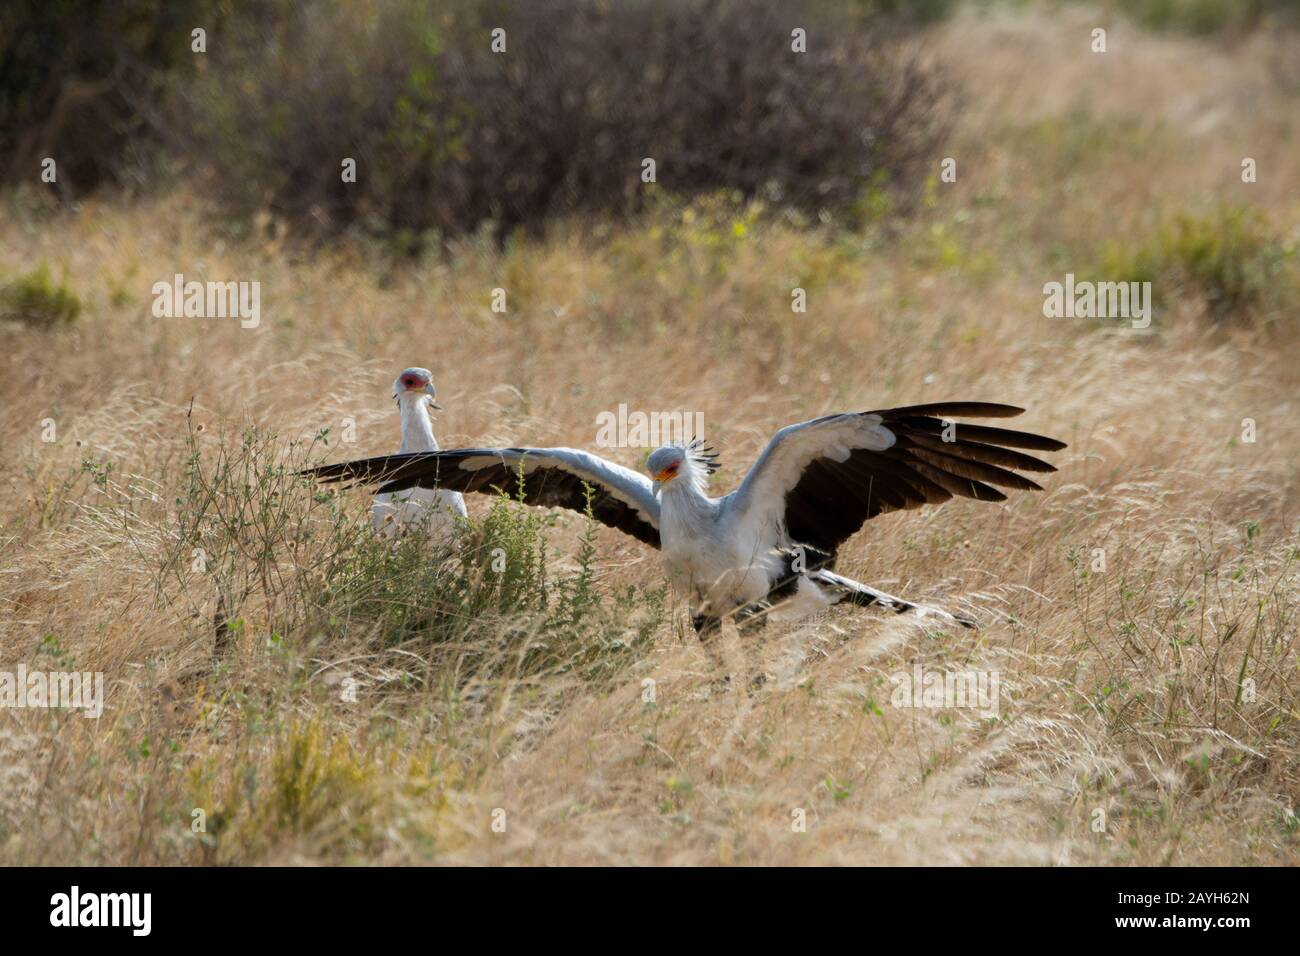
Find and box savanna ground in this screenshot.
[1,4,1298,865]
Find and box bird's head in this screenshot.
[647,440,718,493]
[391,367,442,410]
[646,446,684,485]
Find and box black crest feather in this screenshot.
[687,438,721,474]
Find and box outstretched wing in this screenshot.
[725,402,1066,556]
[303,447,662,547]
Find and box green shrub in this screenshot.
[314,483,665,683]
[134,424,663,686]
[1099,205,1299,324]
[1,261,81,327]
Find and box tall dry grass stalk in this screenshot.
[0,7,1297,864]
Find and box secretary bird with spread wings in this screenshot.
[302,403,1066,633]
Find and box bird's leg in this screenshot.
[733,599,771,633]
[691,610,722,639]
[689,609,731,679]
[721,601,777,694]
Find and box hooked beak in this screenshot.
[423,383,442,410]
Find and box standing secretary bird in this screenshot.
[304,403,1065,633]
[369,367,467,543]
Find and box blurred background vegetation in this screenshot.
[4,0,1297,246]
[2,0,1298,327]
[2,0,954,246]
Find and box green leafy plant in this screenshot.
[1098,205,1298,325]
[1,261,81,327]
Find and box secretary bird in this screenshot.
[369,367,467,542]
[304,402,1065,633]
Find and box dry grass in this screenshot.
[1,6,1297,865]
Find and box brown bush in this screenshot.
[180,0,948,244]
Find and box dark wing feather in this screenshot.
[731,403,1066,557]
[301,447,661,548]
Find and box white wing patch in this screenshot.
[457,449,660,529]
[723,413,897,549]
